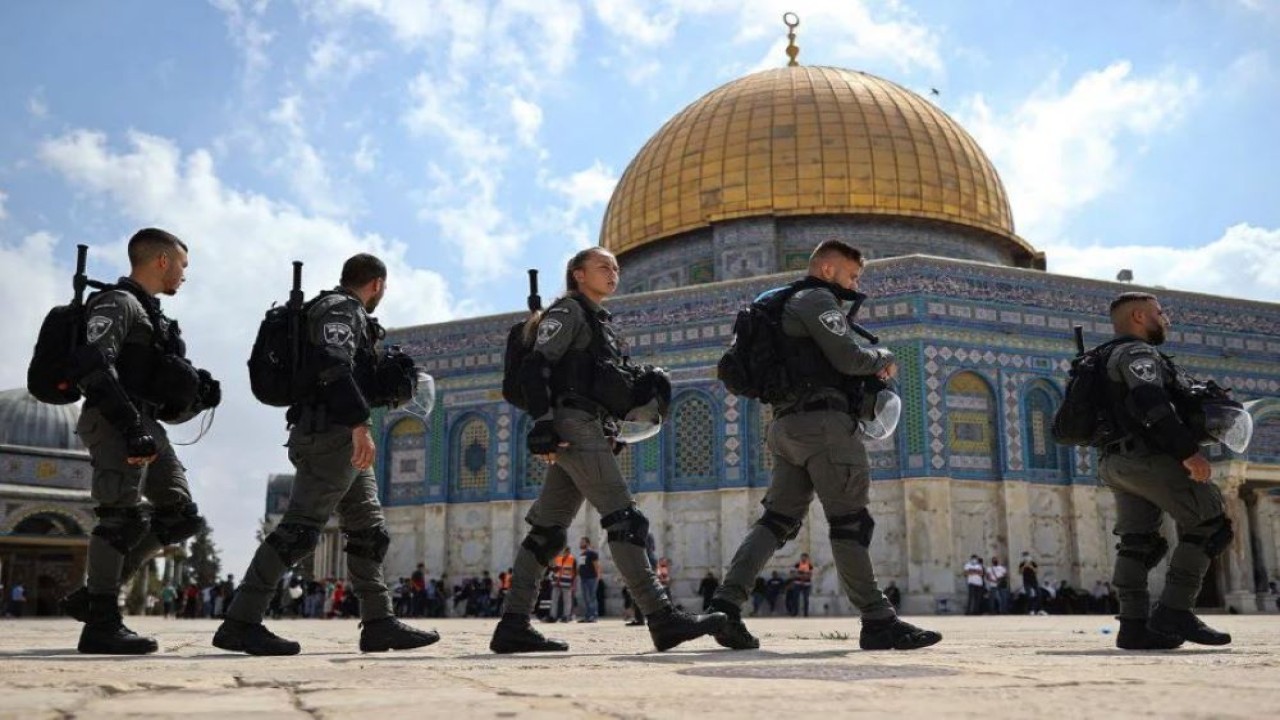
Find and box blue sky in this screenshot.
[2,0,1277,574]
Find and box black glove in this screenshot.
[611,438,628,456]
[124,423,158,460]
[197,369,221,409]
[527,419,561,455]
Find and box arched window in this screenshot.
[1024,383,1064,472]
[516,415,549,498]
[670,392,716,487]
[388,417,428,485]
[945,371,999,477]
[451,415,491,497]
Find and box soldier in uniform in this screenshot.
[1101,292,1232,649]
[710,240,941,652]
[214,254,437,655]
[71,228,219,654]
[489,247,727,653]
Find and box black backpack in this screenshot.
[1052,329,1127,447]
[248,262,309,407]
[27,244,112,404]
[501,270,545,411]
[717,282,811,403]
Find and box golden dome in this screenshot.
[601,66,1036,262]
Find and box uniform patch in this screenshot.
[818,309,848,336]
[1128,358,1158,383]
[536,319,564,345]
[86,316,113,344]
[547,307,570,315]
[323,322,354,349]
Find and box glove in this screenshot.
[197,369,221,409]
[527,419,561,455]
[124,423,159,461]
[611,438,628,456]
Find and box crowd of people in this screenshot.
[961,552,1121,616]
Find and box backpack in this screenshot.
[502,270,545,411]
[27,244,112,404]
[247,262,309,407]
[717,281,812,403]
[1052,335,1127,447]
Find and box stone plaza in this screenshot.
[1,615,1278,718]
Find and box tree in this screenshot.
[188,524,222,587]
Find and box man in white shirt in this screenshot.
[987,557,1010,614]
[963,555,985,615]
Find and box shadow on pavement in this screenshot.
[1037,648,1235,657]
[611,648,853,664]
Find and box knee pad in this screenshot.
[828,508,875,547]
[344,525,392,563]
[266,522,322,567]
[756,509,803,549]
[521,524,568,565]
[92,506,150,555]
[600,506,649,548]
[152,502,205,545]
[1116,532,1168,569]
[1181,515,1234,558]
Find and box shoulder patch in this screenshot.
[818,309,848,336]
[1128,358,1159,383]
[536,318,564,345]
[547,306,571,315]
[324,322,355,350]
[86,316,113,344]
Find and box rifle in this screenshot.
[527,269,542,313]
[288,261,304,388]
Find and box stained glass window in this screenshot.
[1025,384,1061,471]
[673,393,715,483]
[945,371,998,474]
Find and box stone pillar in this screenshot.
[1003,480,1031,572]
[1068,484,1109,589]
[902,477,955,614]
[489,500,520,576]
[1253,489,1280,613]
[1217,461,1258,613]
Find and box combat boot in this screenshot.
[1148,603,1231,646]
[359,617,440,653]
[78,594,158,655]
[489,613,569,654]
[647,606,728,652]
[1115,617,1184,650]
[708,599,759,650]
[859,616,943,651]
[59,586,90,623]
[212,618,301,656]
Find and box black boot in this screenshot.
[1116,617,1184,650]
[1148,603,1231,646]
[212,618,301,656]
[78,594,158,655]
[60,586,90,623]
[359,617,440,653]
[489,613,569,654]
[859,616,943,651]
[647,606,727,652]
[709,599,759,650]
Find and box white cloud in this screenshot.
[0,189,8,220]
[1045,223,1280,303]
[267,95,353,218]
[957,61,1199,240]
[1222,50,1272,98]
[27,128,456,577]
[0,231,65,387]
[591,0,942,84]
[306,32,380,85]
[352,134,378,173]
[28,93,48,119]
[209,0,275,84]
[536,160,619,249]
[547,160,618,216]
[509,95,543,148]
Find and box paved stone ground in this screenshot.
[0,614,1276,719]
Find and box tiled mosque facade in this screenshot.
[325,255,1280,615]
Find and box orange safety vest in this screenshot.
[554,554,576,584]
[500,573,512,591]
[796,560,813,584]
